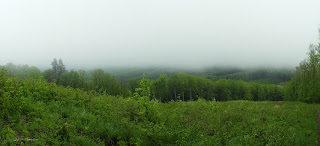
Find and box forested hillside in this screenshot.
[100,66,294,85]
[1,62,286,102]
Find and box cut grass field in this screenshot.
[0,77,320,145]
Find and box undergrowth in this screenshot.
[0,68,319,145]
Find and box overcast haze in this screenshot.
[1,0,320,69]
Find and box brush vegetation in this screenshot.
[0,69,319,145]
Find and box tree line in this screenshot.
[0,59,285,102]
[285,34,320,103]
[40,59,287,102]
[150,73,283,102]
[1,28,319,103]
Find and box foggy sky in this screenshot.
[1,0,320,69]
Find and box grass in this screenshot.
[0,77,319,145]
[159,100,319,145]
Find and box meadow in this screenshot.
[1,71,319,145]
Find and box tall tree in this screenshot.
[78,70,87,89]
[92,69,105,90]
[58,58,66,78]
[48,58,66,82]
[285,29,320,103]
[152,74,169,102]
[168,73,180,101]
[51,58,58,80]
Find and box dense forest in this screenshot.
[285,42,320,103]
[1,62,288,102]
[0,55,296,102]
[1,30,320,145]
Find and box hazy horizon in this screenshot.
[1,0,320,69]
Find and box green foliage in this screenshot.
[128,78,140,95]
[215,68,294,84]
[58,70,82,88]
[149,73,284,102]
[137,73,151,98]
[43,58,67,83]
[91,69,121,96]
[285,32,320,103]
[131,73,159,124]
[2,63,41,79]
[151,74,169,102]
[103,66,294,85]
[0,67,7,97]
[0,69,319,145]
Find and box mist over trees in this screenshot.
[1,1,320,144]
[0,63,41,79]
[0,60,286,103]
[0,26,319,146]
[1,29,320,103]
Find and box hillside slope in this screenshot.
[0,71,318,145]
